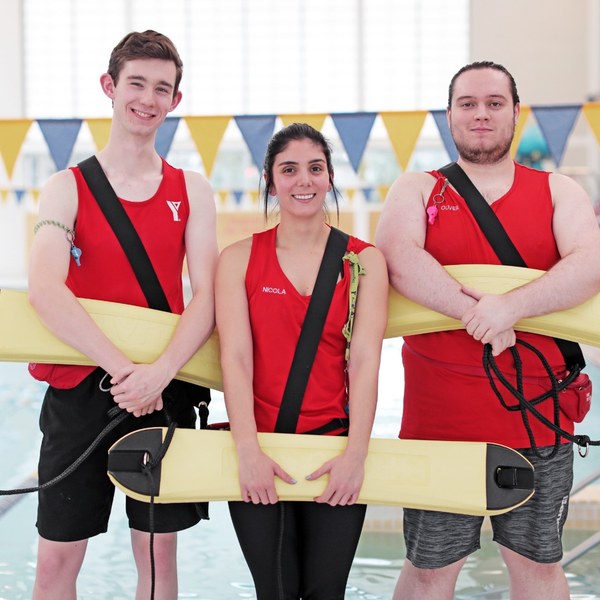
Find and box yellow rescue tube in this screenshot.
[386,263,600,343]
[2,264,599,392]
[107,427,534,516]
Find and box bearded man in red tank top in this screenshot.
[377,61,600,600]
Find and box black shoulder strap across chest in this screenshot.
[77,156,211,417]
[77,156,171,313]
[275,227,349,434]
[438,161,585,372]
[439,162,526,267]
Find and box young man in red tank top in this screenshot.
[28,31,218,600]
[376,62,600,600]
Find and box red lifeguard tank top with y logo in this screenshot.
[29,159,189,389]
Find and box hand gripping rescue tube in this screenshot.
[107,427,535,516]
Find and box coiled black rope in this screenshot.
[482,339,600,459]
[0,405,130,496]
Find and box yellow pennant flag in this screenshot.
[217,190,229,206]
[0,189,8,204]
[510,105,531,157]
[582,102,600,146]
[377,185,390,202]
[249,190,260,205]
[279,114,328,131]
[0,119,33,179]
[381,111,427,172]
[30,188,41,204]
[345,188,356,203]
[184,116,231,177]
[86,118,112,152]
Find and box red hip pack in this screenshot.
[560,373,592,423]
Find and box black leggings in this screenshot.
[229,500,366,600]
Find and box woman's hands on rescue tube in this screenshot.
[238,447,296,505]
[306,449,366,506]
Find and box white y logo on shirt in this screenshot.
[166,201,182,222]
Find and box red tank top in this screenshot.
[29,159,189,389]
[401,163,572,447]
[246,225,371,434]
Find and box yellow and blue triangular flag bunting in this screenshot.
[430,110,458,163]
[381,111,427,172]
[331,112,377,172]
[232,189,245,205]
[15,189,26,204]
[582,102,600,145]
[531,105,581,166]
[37,118,83,171]
[184,116,231,177]
[85,118,112,152]
[279,114,327,131]
[510,105,532,157]
[235,115,277,171]
[155,117,180,158]
[0,119,33,179]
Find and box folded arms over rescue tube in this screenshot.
[3,264,600,392]
[107,428,534,516]
[385,263,600,341]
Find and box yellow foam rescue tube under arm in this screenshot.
[2,264,600,392]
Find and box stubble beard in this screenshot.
[451,121,516,166]
[454,137,513,165]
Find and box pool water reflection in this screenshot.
[0,339,599,598]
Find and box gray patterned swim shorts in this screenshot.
[403,443,573,568]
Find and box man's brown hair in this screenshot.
[448,61,520,109]
[107,30,183,96]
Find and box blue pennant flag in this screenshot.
[363,186,374,202]
[234,115,277,171]
[331,112,377,172]
[232,190,244,205]
[532,105,581,166]
[155,117,180,158]
[15,189,26,204]
[430,110,458,162]
[37,119,83,171]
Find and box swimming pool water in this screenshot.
[0,340,599,599]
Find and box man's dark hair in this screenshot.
[107,30,183,97]
[447,61,520,108]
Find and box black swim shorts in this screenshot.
[36,368,208,542]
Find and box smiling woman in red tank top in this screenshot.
[215,123,388,599]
